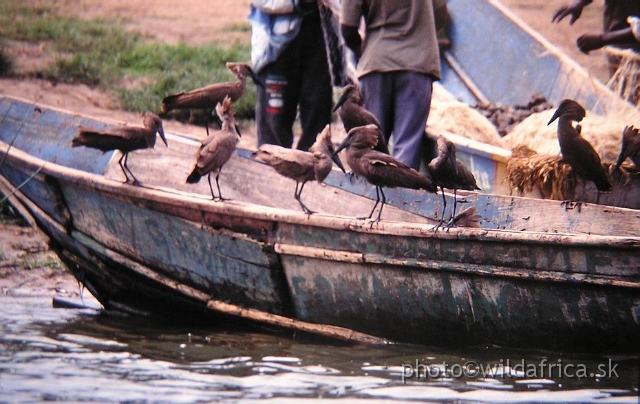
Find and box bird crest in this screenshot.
[225,62,264,88]
[547,99,586,125]
[216,96,235,121]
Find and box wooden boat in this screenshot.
[1,96,639,352]
[431,0,640,208]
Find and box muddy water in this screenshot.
[1,291,639,403]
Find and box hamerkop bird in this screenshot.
[428,135,480,227]
[252,124,346,215]
[161,62,264,135]
[72,113,167,184]
[333,84,389,154]
[334,124,436,223]
[547,99,611,207]
[613,125,640,171]
[186,96,240,200]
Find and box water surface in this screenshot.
[1,293,638,403]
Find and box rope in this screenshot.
[0,163,46,205]
[318,0,350,87]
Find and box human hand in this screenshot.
[577,33,605,54]
[551,0,589,25]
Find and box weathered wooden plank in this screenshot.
[60,183,288,314]
[281,255,640,351]
[273,222,640,278]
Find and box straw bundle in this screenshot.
[428,98,506,148]
[506,145,574,200]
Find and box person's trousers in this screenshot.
[255,12,333,151]
[360,71,434,170]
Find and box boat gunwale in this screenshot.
[1,139,639,250]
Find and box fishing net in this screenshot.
[604,46,640,106]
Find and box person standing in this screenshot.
[339,0,441,170]
[249,0,333,151]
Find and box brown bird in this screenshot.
[186,96,240,200]
[334,124,436,223]
[252,125,346,215]
[547,99,611,208]
[613,125,640,171]
[72,113,167,184]
[428,135,481,227]
[332,84,390,154]
[161,62,264,136]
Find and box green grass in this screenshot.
[0,45,12,76]
[0,1,256,118]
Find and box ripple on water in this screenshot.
[1,294,639,402]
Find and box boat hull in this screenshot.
[1,96,639,352]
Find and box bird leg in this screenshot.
[444,189,461,230]
[372,186,387,225]
[207,173,218,200]
[561,172,582,211]
[214,172,228,201]
[363,186,381,220]
[119,152,140,184]
[294,181,314,215]
[433,187,447,231]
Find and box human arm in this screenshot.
[339,0,364,59]
[577,28,636,54]
[341,24,362,59]
[551,0,593,25]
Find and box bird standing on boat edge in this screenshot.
[613,125,640,171]
[547,99,611,208]
[186,96,240,200]
[428,135,481,228]
[72,113,167,184]
[251,124,346,215]
[333,84,390,155]
[161,62,265,136]
[334,124,436,223]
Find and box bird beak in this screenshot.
[330,148,346,173]
[248,68,266,88]
[547,109,561,125]
[332,91,349,113]
[333,135,351,157]
[613,143,628,171]
[158,127,168,147]
[235,124,242,137]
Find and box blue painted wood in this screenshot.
[0,97,114,174]
[443,0,636,115]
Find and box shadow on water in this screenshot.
[1,294,639,402]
